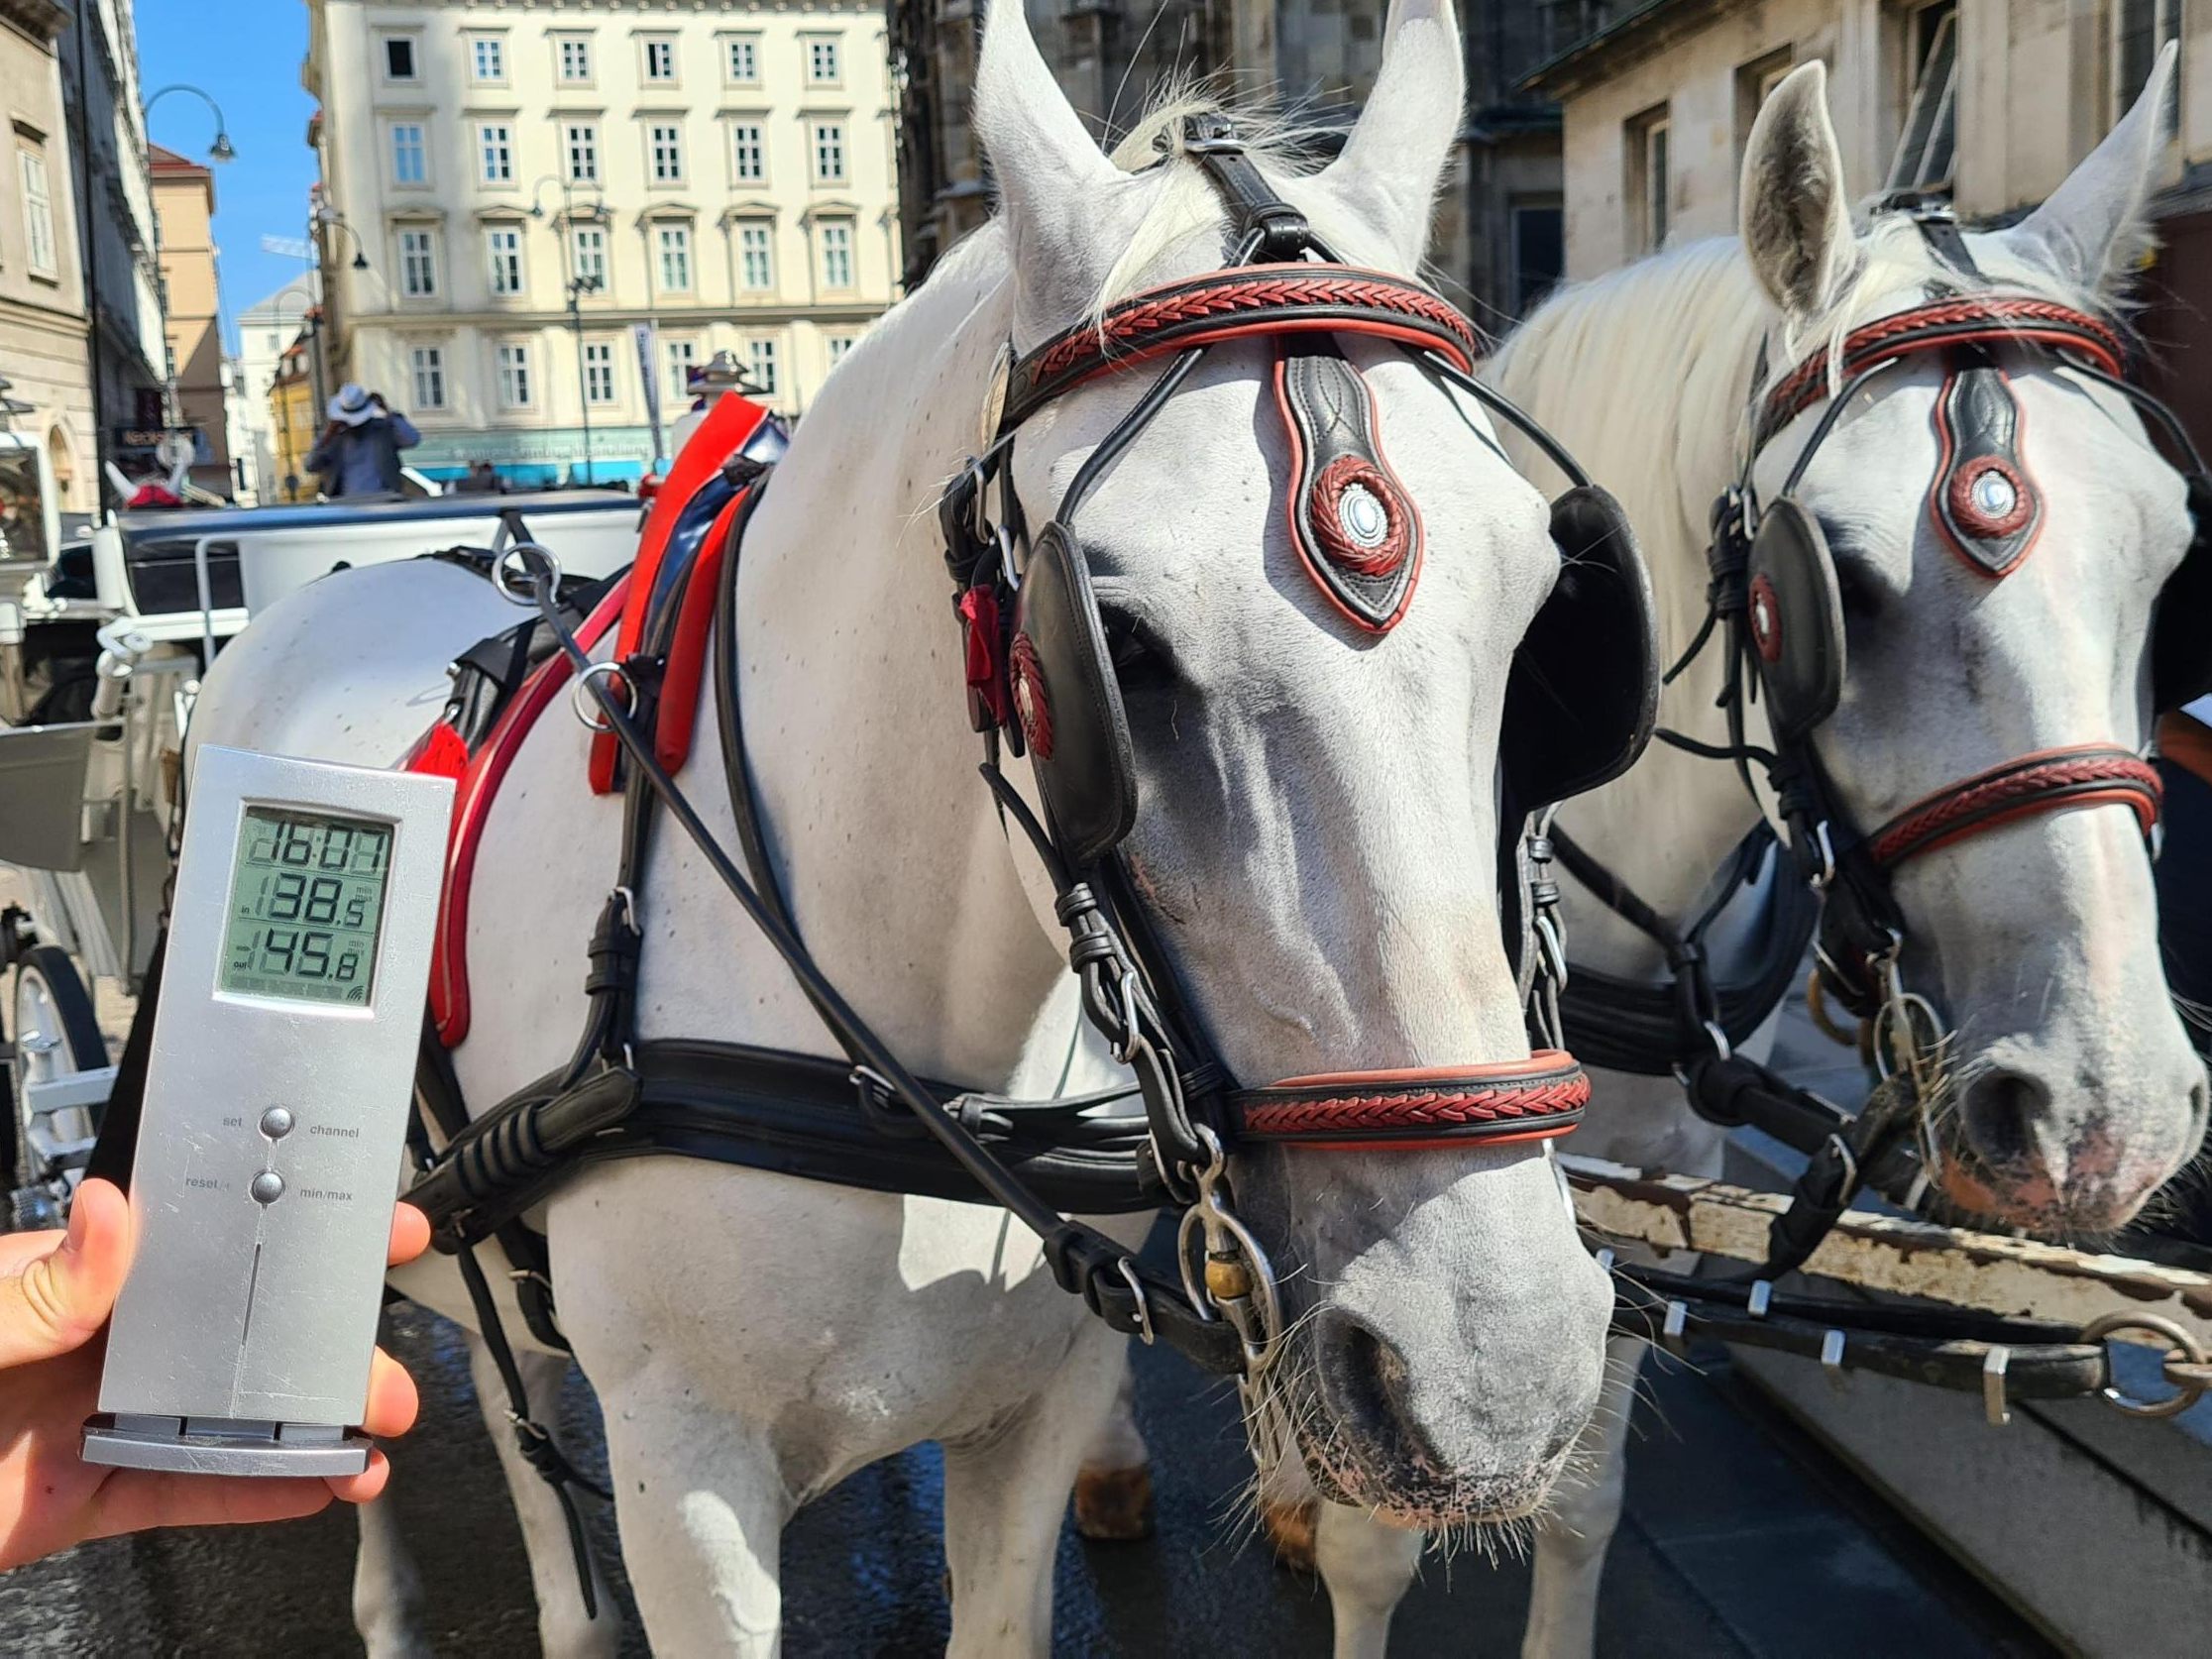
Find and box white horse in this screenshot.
[185,0,1620,1651]
[1220,50,2212,1657]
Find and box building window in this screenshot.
[1508,201,1563,315]
[2111,0,2177,127]
[398,228,438,297]
[558,37,592,82]
[739,223,774,289]
[732,123,766,182]
[812,123,845,184]
[818,220,853,289]
[643,37,677,81]
[383,38,416,81]
[572,226,607,288]
[584,341,615,405]
[1734,49,1795,164]
[746,337,779,396]
[1887,4,1958,192]
[410,346,446,410]
[1626,105,1670,256]
[390,123,426,186]
[727,37,760,83]
[567,123,599,183]
[19,150,57,277]
[808,38,840,82]
[488,227,523,295]
[479,124,513,184]
[657,225,692,291]
[827,334,856,367]
[667,339,698,401]
[471,36,504,82]
[649,124,684,184]
[497,343,533,407]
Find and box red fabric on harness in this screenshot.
[408,577,630,1047]
[1232,1052,1589,1147]
[651,491,745,780]
[589,392,771,794]
[1867,744,2161,868]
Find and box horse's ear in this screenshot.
[1738,61,1856,320]
[2002,41,2175,299]
[973,0,1124,327]
[1318,0,1466,269]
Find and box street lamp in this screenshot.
[531,175,608,488]
[316,212,372,272]
[144,84,235,164]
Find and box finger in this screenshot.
[387,1203,430,1268]
[361,1347,419,1439]
[0,1178,136,1370]
[324,1448,391,1505]
[85,1469,335,1543]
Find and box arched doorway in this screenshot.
[46,422,78,514]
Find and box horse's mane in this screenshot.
[1486,211,2112,663]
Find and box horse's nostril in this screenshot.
[1959,1066,2051,1167]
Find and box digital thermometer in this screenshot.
[82,746,453,1477]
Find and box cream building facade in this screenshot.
[1529,0,2188,279]
[0,0,92,536]
[304,0,899,487]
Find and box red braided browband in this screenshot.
[999,265,1480,432]
[1232,1051,1588,1149]
[1868,744,2162,868]
[1759,297,2127,445]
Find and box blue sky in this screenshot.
[136,0,319,351]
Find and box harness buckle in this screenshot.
[1115,1258,1156,1347]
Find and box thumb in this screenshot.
[0,1178,135,1370]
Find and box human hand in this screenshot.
[0,1180,428,1571]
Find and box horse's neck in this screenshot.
[1526,271,1772,976]
[710,250,1067,1086]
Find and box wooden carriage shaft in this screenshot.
[1562,1155,2212,1350]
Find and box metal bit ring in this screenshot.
[2080,1311,2211,1419]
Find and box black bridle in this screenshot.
[1559,207,2193,1273]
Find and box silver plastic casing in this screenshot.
[82,746,453,1477]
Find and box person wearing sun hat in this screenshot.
[304,383,421,498]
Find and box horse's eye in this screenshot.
[1099,606,1176,697]
[1815,514,1882,623]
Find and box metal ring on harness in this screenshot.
[495,541,563,607]
[570,660,636,733]
[2080,1311,2212,1419]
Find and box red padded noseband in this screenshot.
[1868,744,2162,869]
[1231,1051,1588,1149]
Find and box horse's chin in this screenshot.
[1265,1358,1574,1529]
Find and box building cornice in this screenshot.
[1522,0,1744,100]
[0,0,66,48]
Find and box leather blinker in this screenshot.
[1501,484,1661,809]
[1007,523,1137,867]
[1744,496,1846,745]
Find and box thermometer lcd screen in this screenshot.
[217,808,392,1005]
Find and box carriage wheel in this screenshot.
[5,946,108,1222]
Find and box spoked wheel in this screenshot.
[6,945,107,1227]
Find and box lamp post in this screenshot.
[532,175,607,487]
[144,84,236,164]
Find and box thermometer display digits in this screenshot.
[219,809,391,1004]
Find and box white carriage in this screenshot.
[0,475,641,1223]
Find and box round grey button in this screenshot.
[259,1107,294,1139]
[250,1171,284,1205]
